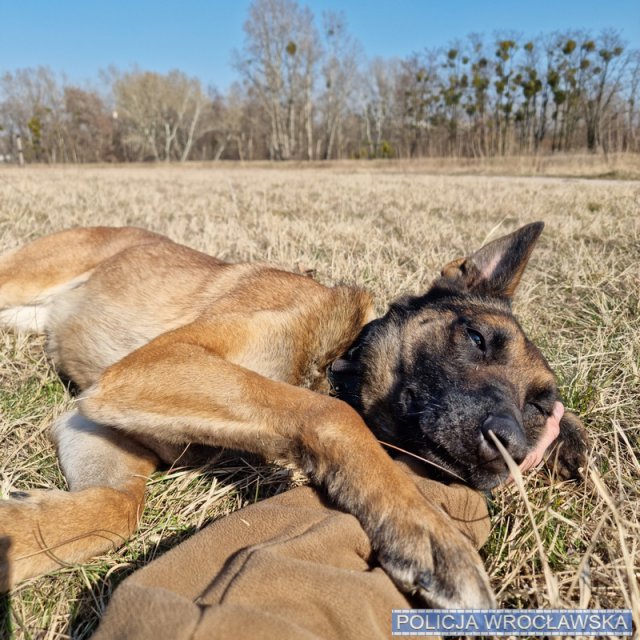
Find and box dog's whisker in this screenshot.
[391,402,444,417]
[377,439,465,482]
[405,409,430,417]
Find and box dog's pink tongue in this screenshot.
[517,401,564,473]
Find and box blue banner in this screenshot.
[392,609,633,636]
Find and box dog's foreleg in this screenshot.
[0,411,157,590]
[79,333,495,609]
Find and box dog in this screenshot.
[0,221,587,608]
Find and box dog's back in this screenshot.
[0,227,373,391]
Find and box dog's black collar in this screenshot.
[327,357,354,398]
[326,360,339,395]
[326,343,362,405]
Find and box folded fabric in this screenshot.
[92,460,490,640]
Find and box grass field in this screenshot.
[0,160,639,638]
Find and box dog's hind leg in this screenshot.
[0,411,157,590]
[0,227,166,333]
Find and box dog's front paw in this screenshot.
[546,411,588,480]
[376,508,495,608]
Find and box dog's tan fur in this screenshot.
[0,227,500,607]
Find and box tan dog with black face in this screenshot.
[0,222,586,608]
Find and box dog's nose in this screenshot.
[479,414,528,468]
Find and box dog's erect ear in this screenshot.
[439,222,544,299]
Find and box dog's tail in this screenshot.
[0,227,166,333]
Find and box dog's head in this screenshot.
[331,222,558,490]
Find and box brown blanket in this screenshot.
[93,461,490,640]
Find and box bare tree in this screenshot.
[0,67,66,162]
[63,87,113,162]
[203,84,257,161]
[360,58,398,157]
[625,50,640,150]
[234,0,320,160]
[581,30,627,151]
[112,69,210,162]
[318,11,361,159]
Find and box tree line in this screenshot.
[1,0,639,163]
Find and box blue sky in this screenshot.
[1,1,638,90]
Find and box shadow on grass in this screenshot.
[0,594,10,640]
[1,537,13,639]
[65,453,295,638]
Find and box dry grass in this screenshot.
[358,151,640,179]
[186,151,640,179]
[0,162,638,638]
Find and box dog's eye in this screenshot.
[466,328,486,352]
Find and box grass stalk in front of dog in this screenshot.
[0,162,638,638]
